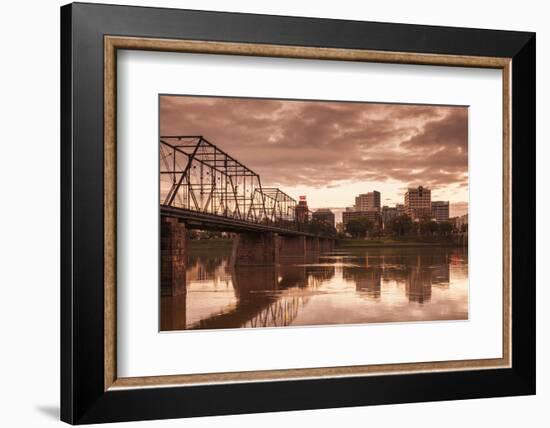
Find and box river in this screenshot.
[160,244,468,331]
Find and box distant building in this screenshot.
[396,203,406,216]
[312,208,335,228]
[449,216,462,231]
[456,213,468,231]
[342,210,381,226]
[431,201,450,222]
[336,222,345,233]
[295,195,309,223]
[354,191,381,213]
[381,206,398,229]
[405,186,432,220]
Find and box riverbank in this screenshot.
[338,237,466,248]
[187,237,465,251]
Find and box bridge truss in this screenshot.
[160,136,308,229]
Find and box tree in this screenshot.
[388,214,413,237]
[345,217,374,238]
[438,221,453,236]
[418,219,438,236]
[306,219,337,237]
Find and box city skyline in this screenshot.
[159,94,470,332]
[308,188,458,225]
[160,95,468,218]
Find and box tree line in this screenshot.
[344,214,460,238]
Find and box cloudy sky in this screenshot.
[160,95,468,217]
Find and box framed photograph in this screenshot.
[61,2,535,424]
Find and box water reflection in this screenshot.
[160,245,468,331]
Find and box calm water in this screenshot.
[160,244,468,331]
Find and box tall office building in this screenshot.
[354,190,381,212]
[431,201,450,222]
[404,186,432,220]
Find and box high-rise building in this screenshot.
[354,191,381,212]
[295,195,309,223]
[312,208,335,228]
[431,201,450,222]
[404,186,431,220]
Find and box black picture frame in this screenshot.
[61,2,535,424]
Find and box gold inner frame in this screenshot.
[104,35,512,391]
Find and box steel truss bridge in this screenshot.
[160,136,329,236]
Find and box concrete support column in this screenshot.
[306,236,320,254]
[279,235,306,259]
[161,217,187,296]
[231,232,279,266]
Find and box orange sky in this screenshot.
[160,95,468,218]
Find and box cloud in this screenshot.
[160,96,468,205]
[450,201,469,217]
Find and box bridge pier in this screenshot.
[306,236,320,254]
[278,235,306,260]
[319,238,335,253]
[161,217,187,296]
[231,232,279,266]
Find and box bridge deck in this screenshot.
[161,205,320,237]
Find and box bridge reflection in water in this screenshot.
[160,245,468,331]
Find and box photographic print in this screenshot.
[159,95,469,331]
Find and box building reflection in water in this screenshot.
[160,245,466,331]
